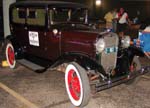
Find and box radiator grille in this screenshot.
[101,33,119,74]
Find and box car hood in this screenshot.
[52,23,109,37]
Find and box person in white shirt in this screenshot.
[116,8,130,38]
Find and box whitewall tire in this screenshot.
[65,62,90,107]
[5,42,16,69]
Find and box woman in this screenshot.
[117,8,130,38]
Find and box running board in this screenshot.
[17,59,45,71]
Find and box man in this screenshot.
[104,10,114,29]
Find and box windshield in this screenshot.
[50,8,88,24]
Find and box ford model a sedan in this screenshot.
[5,1,147,107]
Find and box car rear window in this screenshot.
[12,8,26,24]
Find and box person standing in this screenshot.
[117,8,130,38]
[112,8,118,32]
[104,10,114,30]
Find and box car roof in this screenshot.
[10,1,87,9]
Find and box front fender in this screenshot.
[128,46,145,57]
[51,52,107,76]
[117,46,144,73]
[119,46,144,67]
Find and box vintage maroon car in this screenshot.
[5,1,147,107]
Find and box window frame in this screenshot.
[49,7,88,25]
[26,7,47,27]
[11,7,26,25]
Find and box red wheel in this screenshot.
[65,62,90,107]
[5,42,16,68]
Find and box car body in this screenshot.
[5,1,148,107]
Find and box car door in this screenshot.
[11,7,28,47]
[43,9,61,60]
[45,28,61,60]
[26,8,48,58]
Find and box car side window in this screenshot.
[49,8,88,24]
[49,8,70,25]
[27,8,45,26]
[12,8,26,24]
[52,9,69,22]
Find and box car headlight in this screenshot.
[95,38,105,53]
[121,36,131,48]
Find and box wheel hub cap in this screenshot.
[8,47,15,65]
[68,69,81,101]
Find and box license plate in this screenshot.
[105,47,118,54]
[29,31,39,46]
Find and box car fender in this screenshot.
[5,35,23,58]
[128,46,145,57]
[51,52,107,76]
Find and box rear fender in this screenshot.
[5,35,18,49]
[5,35,23,58]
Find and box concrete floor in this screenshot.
[0,58,150,108]
[0,42,150,108]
